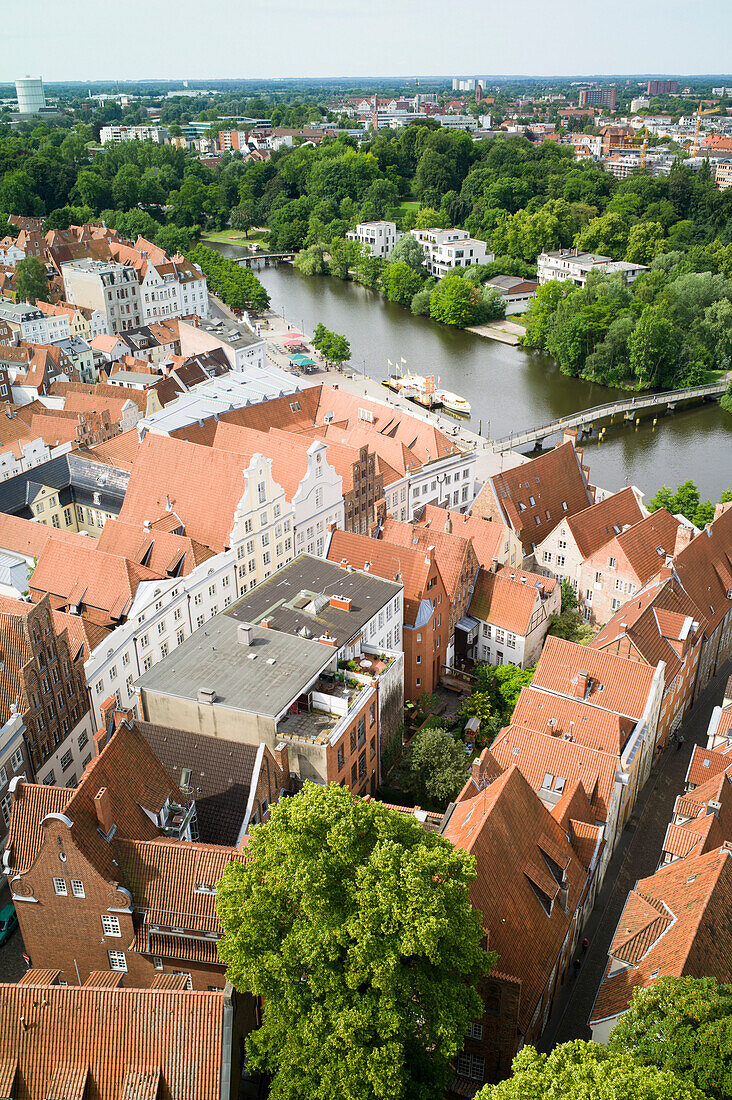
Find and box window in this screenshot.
[44,769,55,785]
[608,556,617,568]
[595,571,602,584]
[60,750,73,772]
[176,629,185,646]
[456,1054,485,1082]
[122,651,130,666]
[11,746,24,771]
[1,794,11,826]
[173,607,182,622]
[142,655,153,673]
[157,622,166,636]
[77,731,88,752]
[71,879,85,898]
[542,772,554,789]
[556,554,565,567]
[465,1022,483,1041]
[108,950,127,972]
[153,956,163,970]
[53,877,67,896]
[140,632,150,648]
[102,915,121,936]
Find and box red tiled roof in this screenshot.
[469,566,554,636]
[414,505,515,569]
[379,516,473,602]
[97,518,213,576]
[674,506,732,634]
[326,528,435,625]
[564,486,644,559]
[472,441,594,551]
[531,635,657,720]
[611,509,682,585]
[0,982,226,1100]
[510,686,634,756]
[443,766,590,1033]
[685,744,732,789]
[590,848,732,1023]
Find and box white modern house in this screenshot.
[409,229,493,277]
[537,249,647,287]
[346,221,402,258]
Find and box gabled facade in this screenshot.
[469,565,560,669]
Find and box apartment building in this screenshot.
[140,256,209,322]
[473,436,595,558]
[468,565,560,669]
[578,86,617,109]
[50,334,95,382]
[346,221,402,258]
[137,556,404,793]
[577,509,683,625]
[535,485,645,590]
[0,453,128,534]
[537,249,647,287]
[410,228,493,277]
[0,300,71,343]
[178,317,265,372]
[62,259,143,334]
[99,124,170,144]
[326,528,449,699]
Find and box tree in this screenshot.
[294,244,327,276]
[382,260,423,306]
[472,664,534,727]
[575,211,631,257]
[523,281,573,351]
[460,691,493,726]
[608,977,732,1100]
[547,580,594,644]
[411,287,432,315]
[389,233,427,272]
[217,784,491,1100]
[15,256,50,303]
[721,382,732,415]
[311,323,351,366]
[628,303,679,389]
[475,1041,706,1100]
[230,199,256,236]
[626,221,665,265]
[429,274,477,327]
[401,727,469,808]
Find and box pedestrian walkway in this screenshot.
[539,658,732,1050]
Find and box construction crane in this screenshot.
[690,102,722,157]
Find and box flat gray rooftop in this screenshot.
[135,615,332,718]
[225,553,401,647]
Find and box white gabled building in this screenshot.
[0,301,71,344]
[139,257,209,323]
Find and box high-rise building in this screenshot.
[578,86,617,110]
[15,76,45,114]
[647,79,678,96]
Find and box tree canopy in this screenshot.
[399,726,469,809]
[216,783,491,1100]
[475,1041,707,1100]
[608,977,732,1100]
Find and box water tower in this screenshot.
[16,77,46,114]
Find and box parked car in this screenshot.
[0,904,17,946]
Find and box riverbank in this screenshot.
[466,320,524,345]
[258,307,528,487]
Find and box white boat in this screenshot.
[436,389,471,417]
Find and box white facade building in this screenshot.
[0,302,71,344]
[346,221,402,258]
[537,249,647,287]
[140,260,209,323]
[62,260,143,334]
[291,440,345,558]
[15,77,45,114]
[410,229,493,278]
[381,448,478,521]
[177,318,265,372]
[0,439,55,486]
[99,125,169,145]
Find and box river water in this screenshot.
[218,248,731,501]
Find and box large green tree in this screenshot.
[476,1041,706,1100]
[400,726,469,808]
[382,260,423,306]
[217,784,491,1100]
[608,977,732,1100]
[429,273,477,327]
[15,256,50,303]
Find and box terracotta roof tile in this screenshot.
[565,486,645,558]
[414,505,515,568]
[379,516,473,602]
[443,766,590,1033]
[469,566,554,635]
[97,518,213,577]
[0,513,91,560]
[532,635,657,720]
[326,528,434,625]
[685,744,732,789]
[473,441,594,552]
[510,686,634,756]
[5,784,71,874]
[0,982,225,1100]
[590,848,732,1023]
[674,506,732,633]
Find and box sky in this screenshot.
[3,0,732,83]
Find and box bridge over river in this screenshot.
[492,379,728,453]
[230,251,295,269]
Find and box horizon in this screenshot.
[3,0,730,83]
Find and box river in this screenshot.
[218,248,732,501]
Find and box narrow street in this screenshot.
[540,658,731,1049]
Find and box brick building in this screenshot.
[577,509,682,626]
[4,717,249,990]
[0,593,93,794]
[443,765,602,1088]
[326,527,449,699]
[472,437,595,559]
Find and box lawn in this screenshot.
[397,200,419,217]
[200,228,271,247]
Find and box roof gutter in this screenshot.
[219,982,234,1100]
[238,742,265,844]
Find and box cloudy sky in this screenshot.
[3,0,731,82]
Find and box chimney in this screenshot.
[559,884,569,912]
[674,524,694,557]
[274,742,289,779]
[237,623,253,646]
[425,545,436,566]
[575,670,590,698]
[318,632,338,647]
[94,787,114,835]
[143,519,151,533]
[260,617,272,629]
[330,595,352,612]
[444,513,452,534]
